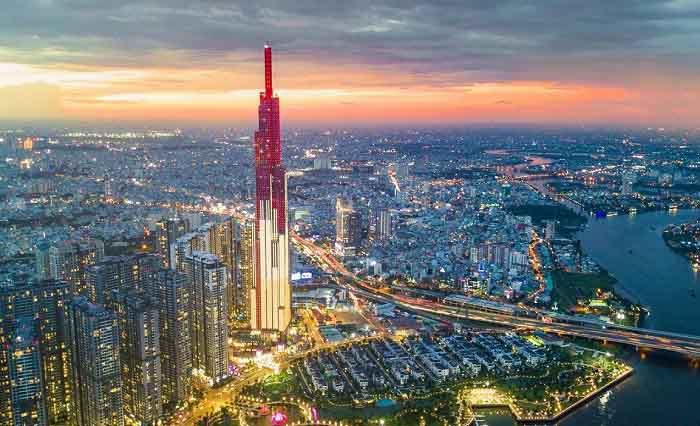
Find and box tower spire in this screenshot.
[264,44,273,97]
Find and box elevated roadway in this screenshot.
[292,232,700,359]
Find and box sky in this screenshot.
[1,0,699,128]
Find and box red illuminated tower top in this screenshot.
[254,44,285,230]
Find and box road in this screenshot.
[177,367,272,426]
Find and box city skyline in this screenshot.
[1,1,700,127]
[2,3,700,426]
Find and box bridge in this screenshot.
[292,232,700,359]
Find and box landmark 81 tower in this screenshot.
[250,44,291,334]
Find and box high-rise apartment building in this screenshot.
[0,280,74,426]
[48,239,104,296]
[173,227,213,273]
[85,254,161,305]
[108,291,162,425]
[146,269,192,406]
[68,297,123,426]
[172,219,241,319]
[184,252,228,384]
[34,241,51,280]
[251,45,291,334]
[216,218,238,319]
[154,216,190,270]
[4,319,47,426]
[236,220,255,322]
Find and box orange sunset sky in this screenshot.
[1,1,699,127]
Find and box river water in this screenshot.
[481,209,700,426]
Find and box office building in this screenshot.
[103,175,113,199]
[335,197,362,257]
[313,156,331,170]
[34,241,51,280]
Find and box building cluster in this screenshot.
[0,212,266,426]
[296,332,547,401]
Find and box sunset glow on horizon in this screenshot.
[1,1,699,127]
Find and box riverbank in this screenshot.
[565,209,700,426]
[662,220,700,271]
[465,366,634,425]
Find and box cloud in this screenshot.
[0,83,63,119]
[0,1,699,125]
[1,0,699,81]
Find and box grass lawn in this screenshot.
[551,270,616,311]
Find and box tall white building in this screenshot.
[250,46,292,335]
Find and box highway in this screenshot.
[292,231,700,359]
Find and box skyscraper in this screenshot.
[108,291,162,426]
[251,45,291,334]
[146,269,192,407]
[184,252,228,384]
[68,297,123,426]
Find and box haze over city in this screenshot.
[2,0,700,126]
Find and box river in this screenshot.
[481,209,700,426]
